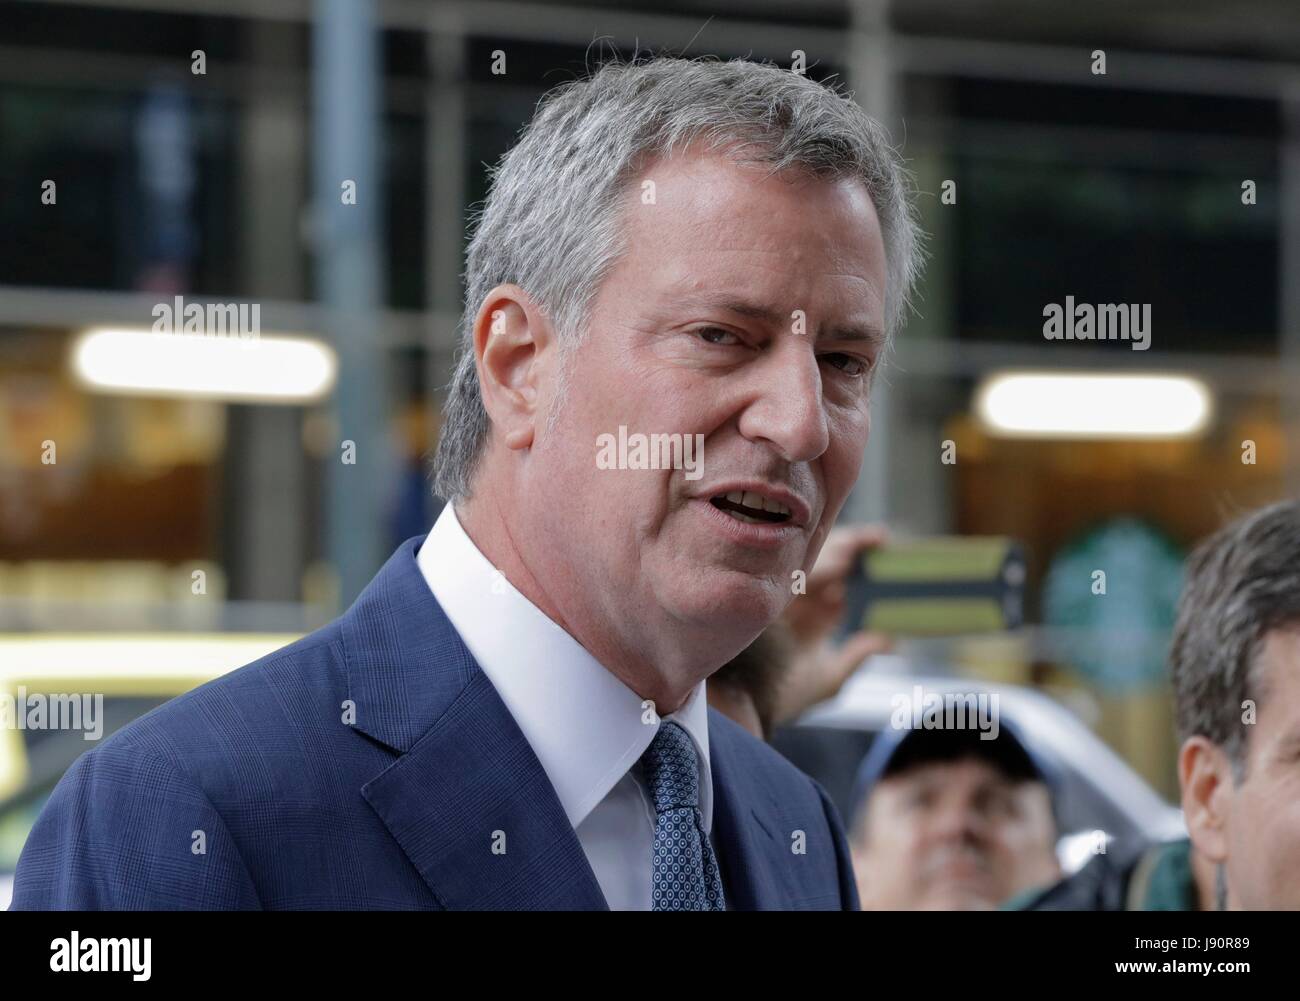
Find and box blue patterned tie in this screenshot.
[639,721,726,911]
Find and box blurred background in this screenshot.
[1,0,1298,901]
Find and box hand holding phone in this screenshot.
[838,536,1026,638]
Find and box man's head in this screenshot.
[433,57,922,709]
[849,727,1060,910]
[1171,499,1300,910]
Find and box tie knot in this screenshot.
[640,721,701,815]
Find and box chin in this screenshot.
[918,878,1001,910]
[920,894,997,911]
[664,575,784,633]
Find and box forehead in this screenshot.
[1254,627,1300,713]
[616,149,888,314]
[859,757,1028,834]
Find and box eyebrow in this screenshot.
[674,290,886,350]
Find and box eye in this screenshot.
[694,325,742,346]
[822,352,870,377]
[977,788,1017,819]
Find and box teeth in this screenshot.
[716,490,793,518]
[711,489,795,525]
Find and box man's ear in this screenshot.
[473,284,556,451]
[1179,736,1232,864]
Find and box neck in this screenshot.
[455,489,699,714]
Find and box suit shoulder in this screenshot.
[86,621,347,768]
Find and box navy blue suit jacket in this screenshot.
[11,536,859,910]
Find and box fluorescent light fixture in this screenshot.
[975,371,1213,439]
[0,633,301,799]
[0,633,302,681]
[71,327,337,403]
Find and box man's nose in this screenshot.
[929,799,988,846]
[735,346,830,463]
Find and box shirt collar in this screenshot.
[415,503,712,831]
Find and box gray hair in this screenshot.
[432,54,925,502]
[1169,498,1300,781]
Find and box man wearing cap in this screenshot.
[847,721,1062,910]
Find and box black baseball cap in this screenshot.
[847,716,1062,830]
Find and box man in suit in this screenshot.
[12,55,921,910]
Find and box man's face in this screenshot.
[1219,627,1300,909]
[851,758,1060,910]
[523,149,888,676]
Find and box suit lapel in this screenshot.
[708,709,790,910]
[361,669,608,910]
[344,536,607,910]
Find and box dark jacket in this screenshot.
[1009,838,1197,911]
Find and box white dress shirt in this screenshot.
[415,503,714,910]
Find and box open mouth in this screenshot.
[709,491,792,525]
